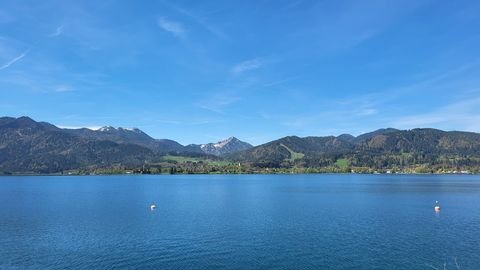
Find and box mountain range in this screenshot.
[0,116,252,173]
[1,116,480,174]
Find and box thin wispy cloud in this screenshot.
[359,108,378,116]
[300,1,429,53]
[196,93,242,114]
[49,25,64,37]
[0,49,28,70]
[157,17,186,38]
[231,58,262,75]
[263,74,303,87]
[168,4,228,39]
[54,84,73,92]
[333,60,480,115]
[393,98,480,131]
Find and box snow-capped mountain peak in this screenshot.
[213,137,237,148]
[98,126,142,133]
[199,137,252,156]
[99,126,115,132]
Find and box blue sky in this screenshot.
[1,0,480,145]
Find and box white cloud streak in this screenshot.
[393,98,480,132]
[54,84,73,92]
[0,50,28,70]
[169,5,228,39]
[231,58,262,75]
[49,25,64,37]
[157,17,185,38]
[196,93,242,114]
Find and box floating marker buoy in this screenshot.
[434,200,441,212]
[150,203,157,210]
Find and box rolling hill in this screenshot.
[229,128,480,169]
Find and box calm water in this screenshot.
[1,174,480,269]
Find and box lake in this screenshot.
[1,174,479,269]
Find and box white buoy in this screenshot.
[150,203,157,210]
[434,200,441,212]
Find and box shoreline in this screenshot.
[1,171,479,177]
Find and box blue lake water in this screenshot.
[1,174,480,269]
